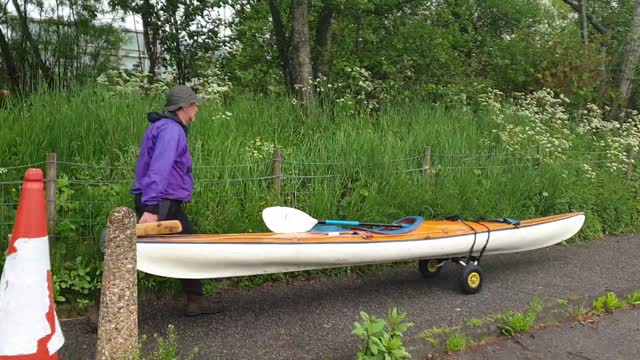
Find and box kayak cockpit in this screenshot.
[310,216,424,235]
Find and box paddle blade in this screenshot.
[262,206,318,233]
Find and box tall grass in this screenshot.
[1,85,638,298]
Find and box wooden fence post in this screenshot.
[627,148,636,180]
[273,149,282,196]
[424,145,432,177]
[46,153,56,239]
[538,143,544,165]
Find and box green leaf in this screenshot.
[368,320,386,335]
[369,339,380,355]
[395,322,414,333]
[387,337,402,349]
[391,349,410,359]
[353,323,367,337]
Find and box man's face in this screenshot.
[184,103,199,124]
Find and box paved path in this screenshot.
[59,234,640,359]
[444,307,640,360]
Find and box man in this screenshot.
[88,86,221,330]
[130,85,222,316]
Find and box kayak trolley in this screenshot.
[418,216,520,294]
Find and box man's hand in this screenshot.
[139,212,158,224]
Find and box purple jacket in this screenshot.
[130,112,194,213]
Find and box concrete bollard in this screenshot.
[95,207,138,360]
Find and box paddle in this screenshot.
[100,220,183,253]
[261,206,406,233]
[135,220,183,236]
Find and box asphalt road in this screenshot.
[59,233,640,359]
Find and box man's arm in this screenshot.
[141,123,181,216]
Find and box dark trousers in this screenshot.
[134,195,203,296]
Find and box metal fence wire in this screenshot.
[0,147,636,244]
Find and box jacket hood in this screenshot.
[147,111,181,123]
[147,111,188,133]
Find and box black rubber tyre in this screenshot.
[418,259,442,278]
[460,264,483,294]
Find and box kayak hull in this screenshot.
[136,212,585,279]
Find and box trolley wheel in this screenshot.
[418,259,442,278]
[460,264,483,294]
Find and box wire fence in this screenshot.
[0,147,636,244]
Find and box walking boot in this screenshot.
[86,304,99,333]
[184,294,224,316]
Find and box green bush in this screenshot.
[52,255,102,307]
[352,308,414,360]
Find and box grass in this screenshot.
[446,333,471,352]
[466,313,506,328]
[1,85,640,301]
[421,290,640,357]
[419,325,462,348]
[128,324,200,360]
[625,290,640,305]
[592,292,624,314]
[568,294,581,302]
[571,305,590,320]
[498,298,544,336]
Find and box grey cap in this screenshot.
[165,85,203,112]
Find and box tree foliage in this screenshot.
[218,0,639,109]
[2,0,640,111]
[0,0,123,92]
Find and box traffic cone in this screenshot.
[0,168,64,359]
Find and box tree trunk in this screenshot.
[268,0,294,93]
[141,1,160,82]
[313,0,334,80]
[579,0,588,45]
[0,26,20,91]
[290,0,315,105]
[169,18,186,84]
[174,38,186,84]
[611,1,640,121]
[132,12,144,71]
[11,0,54,87]
[561,0,607,34]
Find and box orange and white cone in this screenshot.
[0,169,64,359]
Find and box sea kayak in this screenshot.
[136,211,585,292]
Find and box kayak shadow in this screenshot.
[139,249,565,321]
